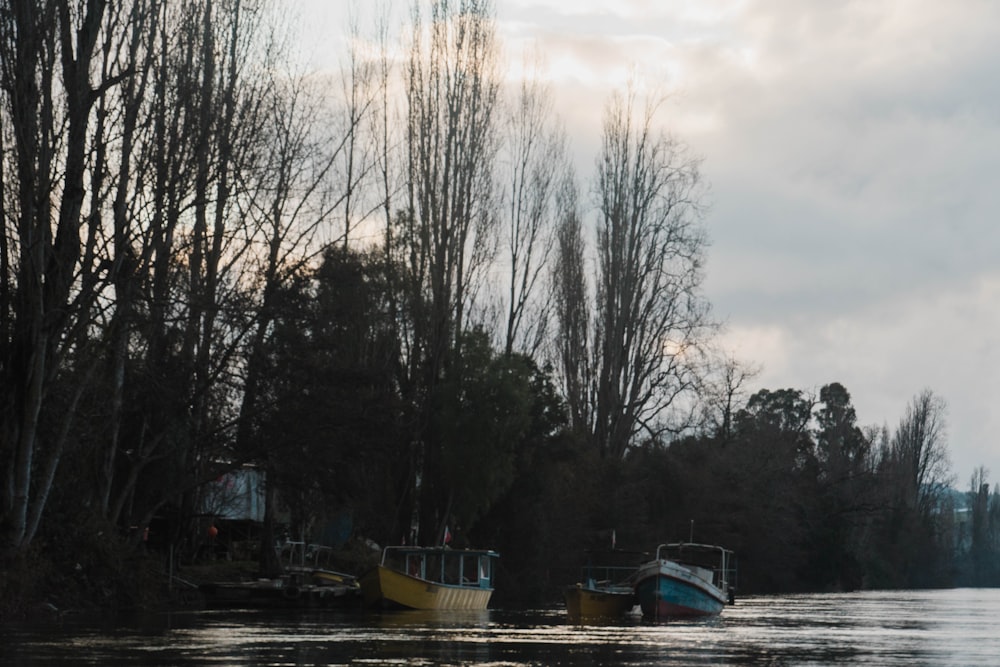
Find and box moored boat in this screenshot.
[564,582,636,621]
[360,546,499,610]
[564,550,644,621]
[633,542,735,619]
[199,569,360,609]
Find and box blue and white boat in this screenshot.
[633,542,735,618]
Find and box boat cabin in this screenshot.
[656,542,736,595]
[382,546,498,590]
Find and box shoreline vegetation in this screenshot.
[0,434,1000,622]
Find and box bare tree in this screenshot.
[371,0,402,260]
[969,466,991,582]
[496,61,566,358]
[185,0,265,457]
[890,388,952,518]
[0,0,126,551]
[98,0,165,520]
[0,0,390,557]
[233,19,388,570]
[699,352,760,444]
[551,167,592,438]
[592,86,713,459]
[336,11,378,248]
[99,0,207,532]
[98,0,273,541]
[400,0,501,543]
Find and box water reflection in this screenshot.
[3,589,1000,665]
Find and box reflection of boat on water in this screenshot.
[373,608,491,630]
[564,550,645,621]
[633,542,736,619]
[360,546,500,610]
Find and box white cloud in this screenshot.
[662,0,1000,478]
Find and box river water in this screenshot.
[3,588,1000,665]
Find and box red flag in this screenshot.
[443,526,452,545]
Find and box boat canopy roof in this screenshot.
[656,542,732,554]
[581,549,649,567]
[655,542,734,562]
[380,545,499,564]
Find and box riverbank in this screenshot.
[0,539,378,623]
[0,545,161,622]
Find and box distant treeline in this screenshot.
[1,0,997,615]
[481,383,1000,604]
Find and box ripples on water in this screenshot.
[3,588,1000,666]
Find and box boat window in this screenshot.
[385,550,406,572]
[462,554,478,584]
[426,553,442,583]
[444,552,461,584]
[479,555,491,584]
[406,554,422,578]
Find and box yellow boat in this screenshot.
[361,546,499,610]
[564,549,645,622]
[564,582,636,621]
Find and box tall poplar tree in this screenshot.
[592,87,712,460]
[399,0,500,544]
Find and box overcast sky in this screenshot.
[298,0,1000,484]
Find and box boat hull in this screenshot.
[634,560,726,618]
[564,584,636,621]
[361,565,493,610]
